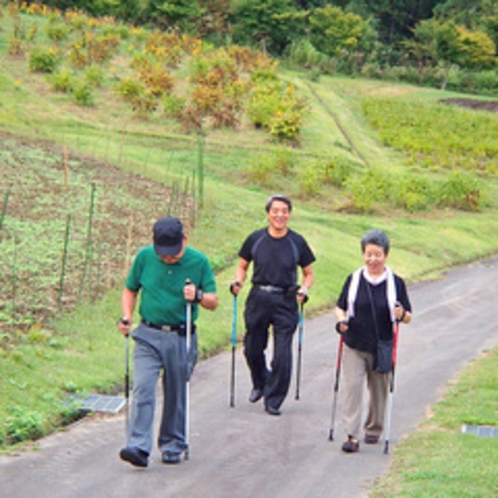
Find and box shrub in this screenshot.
[392,175,435,212]
[286,38,329,70]
[48,69,74,92]
[46,16,69,42]
[344,168,392,212]
[29,48,60,73]
[297,159,322,196]
[137,61,174,97]
[131,91,158,118]
[245,149,296,187]
[437,172,484,211]
[248,81,308,140]
[114,77,145,102]
[89,34,121,63]
[162,94,186,120]
[72,81,94,106]
[85,66,104,87]
[268,109,303,141]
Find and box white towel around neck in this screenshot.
[347,265,397,322]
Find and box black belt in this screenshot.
[141,320,195,336]
[255,285,286,294]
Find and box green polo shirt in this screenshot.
[125,245,216,325]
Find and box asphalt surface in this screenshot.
[1,259,498,498]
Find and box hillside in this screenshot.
[1,5,498,449]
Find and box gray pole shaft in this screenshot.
[185,301,192,461]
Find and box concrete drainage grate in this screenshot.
[461,425,498,438]
[76,395,126,414]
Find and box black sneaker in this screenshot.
[120,446,149,467]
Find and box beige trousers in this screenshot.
[342,343,390,440]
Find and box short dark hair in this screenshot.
[265,194,292,213]
[361,229,390,254]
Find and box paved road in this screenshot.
[1,259,498,498]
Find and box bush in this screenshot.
[162,94,186,119]
[286,38,329,71]
[85,66,104,87]
[297,159,322,196]
[46,16,69,42]
[114,77,145,102]
[137,62,174,97]
[29,48,60,73]
[437,172,484,211]
[72,81,94,106]
[246,148,296,187]
[247,81,308,140]
[392,175,435,212]
[344,168,392,212]
[48,69,74,92]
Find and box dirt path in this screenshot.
[1,259,497,498]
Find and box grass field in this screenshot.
[1,6,498,496]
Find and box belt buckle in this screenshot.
[160,324,173,332]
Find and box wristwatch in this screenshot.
[118,317,130,326]
[194,288,204,303]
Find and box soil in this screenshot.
[439,97,498,113]
[0,131,193,339]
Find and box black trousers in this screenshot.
[243,287,299,410]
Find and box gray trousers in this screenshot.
[342,343,389,440]
[128,323,197,456]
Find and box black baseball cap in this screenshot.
[153,217,185,256]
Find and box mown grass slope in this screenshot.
[1,8,498,476]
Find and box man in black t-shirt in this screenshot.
[230,195,315,415]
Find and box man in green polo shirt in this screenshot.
[117,216,218,467]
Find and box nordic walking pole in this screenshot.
[329,334,344,441]
[384,319,400,455]
[230,294,237,407]
[185,279,193,461]
[125,333,130,441]
[294,299,306,400]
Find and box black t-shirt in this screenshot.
[239,228,315,288]
[336,272,412,353]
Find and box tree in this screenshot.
[146,0,203,31]
[308,5,374,57]
[347,0,443,44]
[196,0,232,40]
[230,0,307,55]
[455,25,496,69]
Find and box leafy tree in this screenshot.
[196,0,232,40]
[293,0,328,8]
[434,0,497,26]
[347,0,443,43]
[309,5,374,57]
[146,0,203,31]
[455,25,496,69]
[230,0,307,55]
[434,0,498,48]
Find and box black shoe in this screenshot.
[120,446,149,467]
[162,452,181,464]
[249,388,264,403]
[342,436,360,453]
[265,405,281,416]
